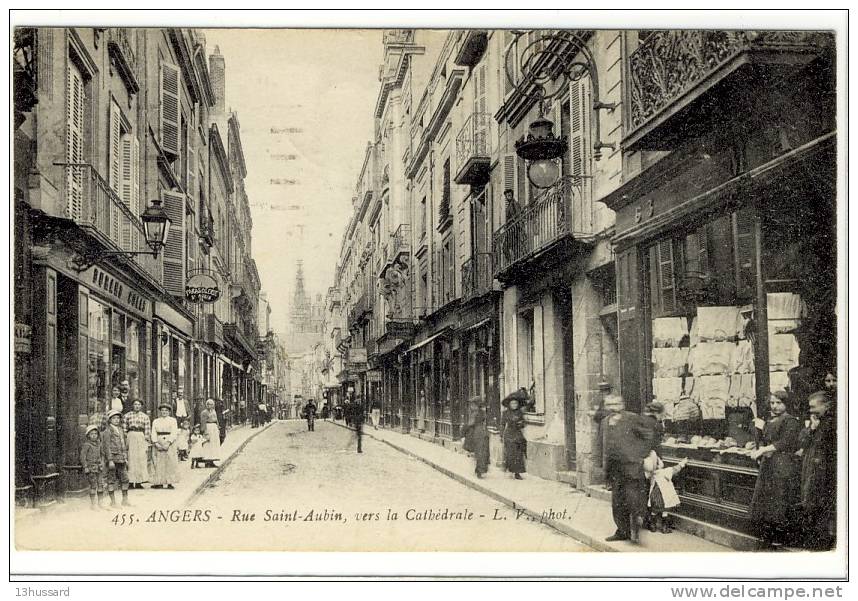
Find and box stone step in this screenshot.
[556,471,578,487]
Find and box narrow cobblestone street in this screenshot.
[16,420,593,552]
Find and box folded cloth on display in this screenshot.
[730,339,755,374]
[693,374,731,407]
[652,377,684,405]
[652,317,688,348]
[689,317,699,348]
[688,342,735,376]
[700,397,727,420]
[696,306,741,341]
[684,376,694,399]
[767,292,806,334]
[727,373,756,408]
[768,333,801,372]
[661,400,676,421]
[769,371,791,395]
[652,348,689,378]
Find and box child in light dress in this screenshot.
[644,450,688,533]
[188,424,205,469]
[177,419,190,461]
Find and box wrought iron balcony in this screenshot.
[626,30,830,150]
[327,286,341,309]
[200,210,215,248]
[461,252,494,303]
[454,112,493,186]
[348,292,373,328]
[57,162,160,281]
[107,28,139,94]
[491,175,594,281]
[197,313,224,349]
[389,224,411,263]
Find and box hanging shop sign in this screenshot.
[185,271,221,304]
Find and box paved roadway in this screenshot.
[16,420,593,552]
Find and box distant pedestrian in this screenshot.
[501,390,528,480]
[797,391,836,550]
[102,409,131,507]
[352,400,365,453]
[304,399,317,431]
[370,400,381,430]
[123,399,150,489]
[80,424,109,511]
[321,403,330,420]
[749,393,801,547]
[464,396,490,478]
[150,404,179,489]
[602,393,656,544]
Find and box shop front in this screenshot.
[609,129,836,534]
[153,301,194,420]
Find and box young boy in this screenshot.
[102,409,132,507]
[80,425,110,511]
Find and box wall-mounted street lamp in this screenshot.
[70,198,172,272]
[505,30,617,189]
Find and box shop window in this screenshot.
[517,308,542,413]
[161,333,172,406]
[87,298,110,416]
[126,319,141,402]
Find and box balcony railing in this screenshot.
[57,163,159,281]
[454,112,493,185]
[491,175,593,277]
[107,28,139,93]
[197,313,224,348]
[626,30,829,149]
[461,252,493,303]
[388,224,411,263]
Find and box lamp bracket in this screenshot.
[504,30,615,162]
[68,249,158,273]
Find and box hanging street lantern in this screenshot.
[140,197,172,254]
[504,30,617,189]
[68,198,173,272]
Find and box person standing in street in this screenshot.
[200,399,222,467]
[749,393,801,547]
[150,404,180,489]
[352,399,365,453]
[80,425,110,511]
[501,390,528,480]
[123,399,150,489]
[602,393,656,544]
[370,400,381,430]
[797,390,836,550]
[304,399,317,432]
[102,409,132,507]
[464,397,491,478]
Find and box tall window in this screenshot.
[439,158,451,227]
[420,196,427,238]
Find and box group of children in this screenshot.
[79,409,212,511]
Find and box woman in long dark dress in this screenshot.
[501,392,528,480]
[749,394,801,546]
[464,397,491,478]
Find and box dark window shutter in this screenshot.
[161,189,186,296]
[160,62,180,158]
[657,239,676,315]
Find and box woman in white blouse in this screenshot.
[150,404,180,489]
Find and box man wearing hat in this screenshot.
[102,409,132,507]
[80,424,109,511]
[601,394,657,544]
[503,189,524,262]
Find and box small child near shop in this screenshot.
[80,425,110,511]
[189,424,205,468]
[644,450,688,533]
[102,409,132,507]
[177,419,190,461]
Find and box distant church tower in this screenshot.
[290,260,310,333]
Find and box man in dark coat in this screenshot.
[601,394,657,543]
[797,391,836,550]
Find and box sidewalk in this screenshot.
[16,421,273,524]
[340,420,731,553]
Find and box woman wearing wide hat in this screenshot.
[150,403,180,489]
[501,389,530,479]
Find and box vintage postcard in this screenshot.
[10,10,848,580]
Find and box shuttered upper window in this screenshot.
[65,61,85,220]
[161,188,186,296]
[160,61,181,158]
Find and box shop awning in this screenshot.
[406,327,453,353]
